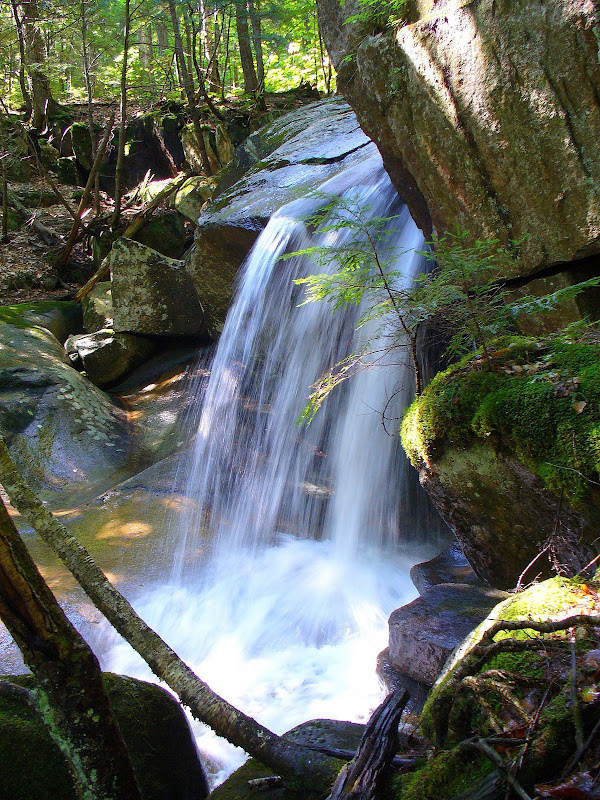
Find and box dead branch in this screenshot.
[326,689,409,800]
[57,112,114,269]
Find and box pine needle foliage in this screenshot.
[287,199,600,426]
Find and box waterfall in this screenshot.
[103,150,443,784]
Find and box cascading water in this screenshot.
[103,149,444,784]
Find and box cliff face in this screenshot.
[317,0,600,278]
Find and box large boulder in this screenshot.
[132,208,187,259]
[109,238,206,337]
[0,673,208,800]
[65,329,156,388]
[317,0,600,278]
[187,99,374,331]
[401,335,600,589]
[387,583,507,685]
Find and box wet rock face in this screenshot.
[0,311,129,502]
[317,0,600,277]
[410,541,482,596]
[387,583,507,685]
[187,98,374,331]
[418,445,600,590]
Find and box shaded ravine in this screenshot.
[101,150,445,783]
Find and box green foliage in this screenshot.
[290,201,600,426]
[400,332,600,503]
[342,0,409,29]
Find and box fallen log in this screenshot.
[7,189,61,245]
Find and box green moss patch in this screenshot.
[401,333,600,503]
[390,748,491,800]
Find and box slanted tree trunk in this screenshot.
[235,0,258,95]
[9,0,32,120]
[0,497,142,800]
[0,437,342,793]
[167,0,212,174]
[112,0,130,227]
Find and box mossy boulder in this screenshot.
[13,185,58,208]
[109,238,207,337]
[172,175,219,223]
[70,122,94,171]
[0,300,82,344]
[132,208,187,259]
[81,281,113,332]
[0,672,208,800]
[56,156,82,186]
[65,329,156,388]
[0,308,129,503]
[401,335,600,589]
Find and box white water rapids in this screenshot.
[102,151,443,784]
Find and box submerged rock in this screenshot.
[109,238,206,337]
[65,329,156,388]
[318,0,600,277]
[388,583,507,686]
[0,673,208,800]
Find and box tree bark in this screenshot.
[80,0,100,214]
[326,690,409,800]
[22,0,55,130]
[247,0,264,92]
[0,497,142,800]
[9,0,32,121]
[235,0,258,95]
[0,437,342,793]
[167,0,212,174]
[112,0,130,227]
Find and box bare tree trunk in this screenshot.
[0,497,143,800]
[0,437,341,793]
[9,0,32,120]
[80,0,100,214]
[235,0,258,95]
[167,0,212,174]
[221,7,233,100]
[247,0,264,93]
[112,0,130,226]
[22,0,55,130]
